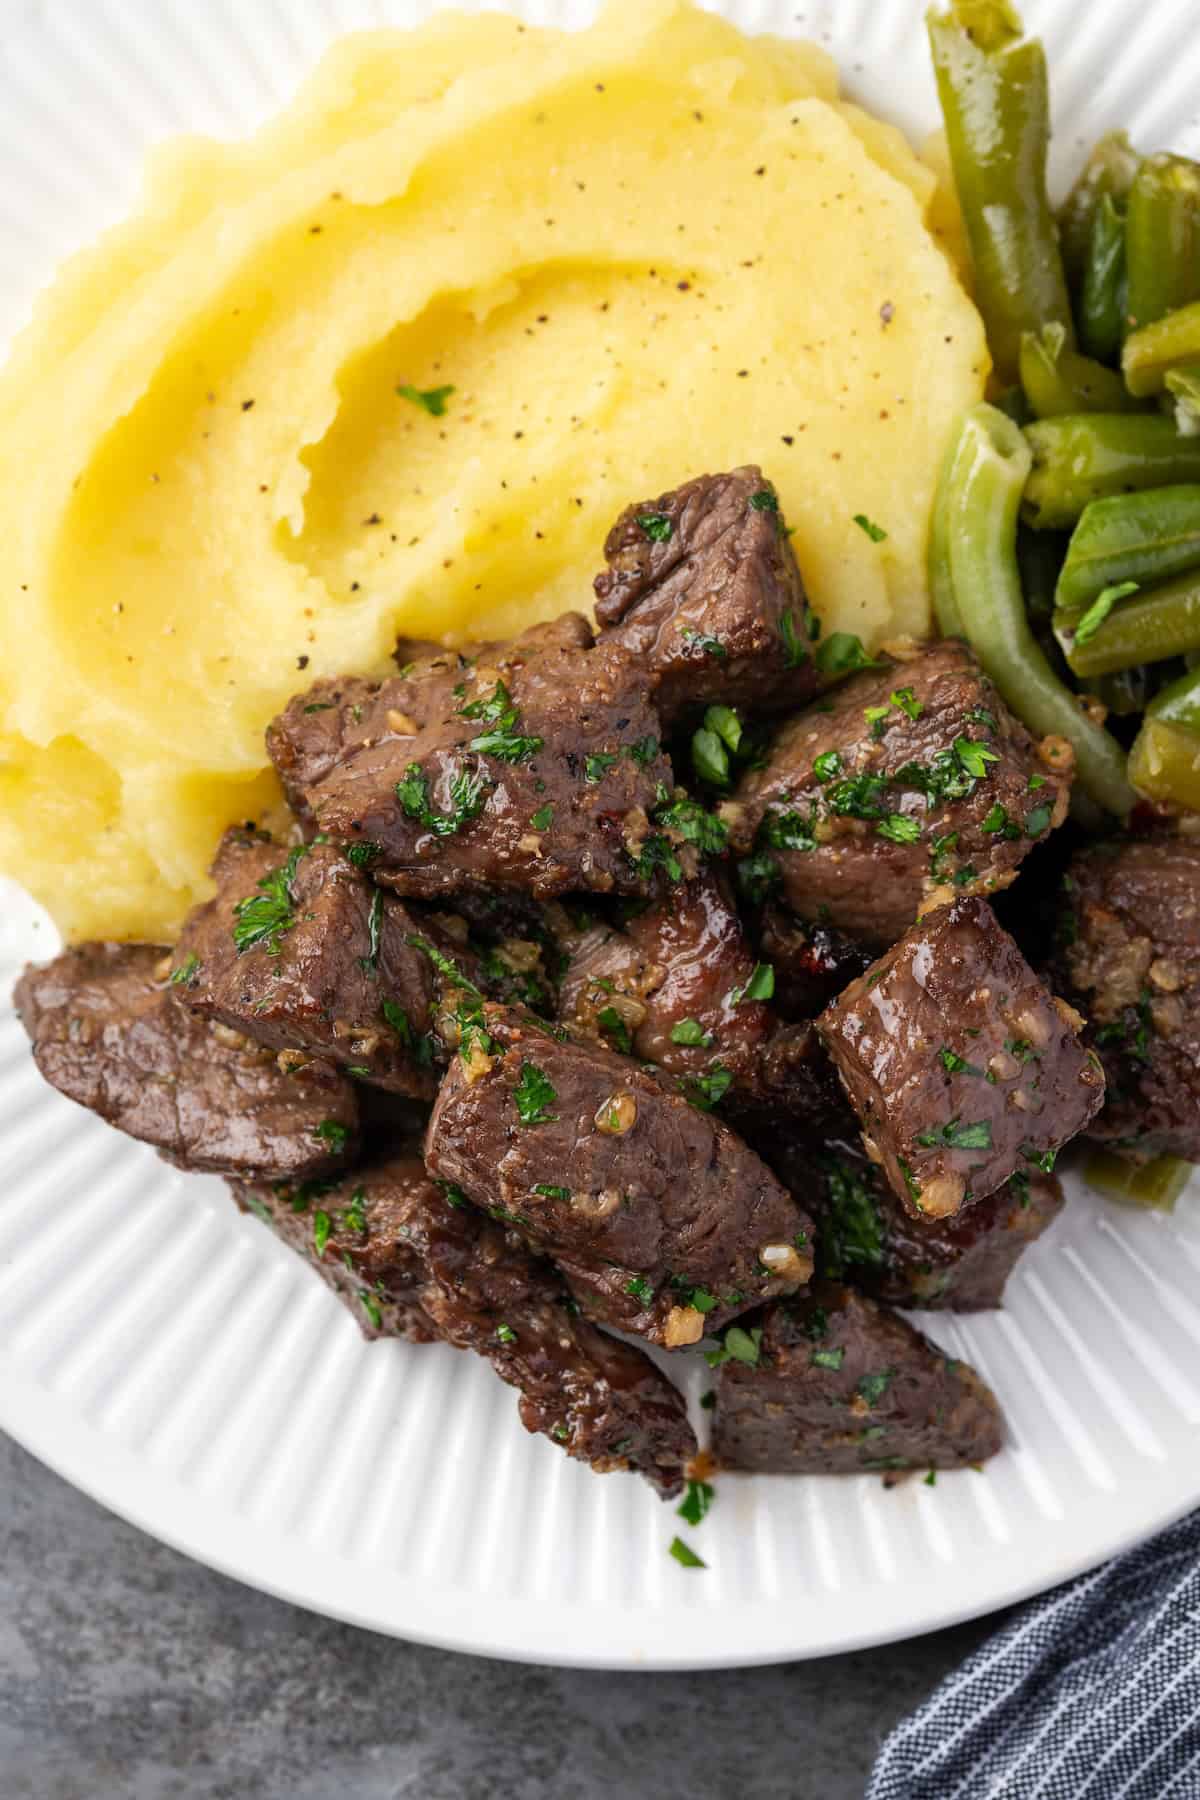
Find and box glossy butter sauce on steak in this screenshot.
[16,943,359,1178]
[727,638,1072,946]
[424,1004,814,1350]
[818,897,1104,1218]
[713,1283,1003,1475]
[593,467,819,726]
[1052,834,1200,1163]
[236,1152,696,1497]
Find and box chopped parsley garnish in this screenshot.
[939,1047,983,1076]
[876,813,921,845]
[303,701,335,714]
[652,792,729,857]
[699,1389,717,1411]
[857,1369,893,1406]
[814,632,882,677]
[397,382,454,416]
[677,1479,715,1527]
[530,804,554,830]
[953,736,1000,780]
[864,703,893,740]
[705,1325,763,1368]
[813,750,842,783]
[670,1017,711,1046]
[1005,1037,1040,1064]
[669,1535,706,1569]
[513,1062,557,1126]
[533,1184,570,1200]
[810,1346,845,1371]
[891,687,923,721]
[359,1291,382,1330]
[396,762,488,837]
[459,679,542,762]
[692,726,731,788]
[381,999,412,1045]
[828,771,887,820]
[681,1065,733,1111]
[1025,804,1053,836]
[853,513,887,542]
[637,511,673,542]
[680,627,728,661]
[312,1211,332,1257]
[584,752,618,782]
[344,840,382,869]
[965,707,997,732]
[1073,580,1139,647]
[821,1158,885,1276]
[982,803,1020,840]
[232,844,307,957]
[625,734,660,766]
[1023,1144,1058,1173]
[625,1274,655,1305]
[929,832,959,881]
[706,704,743,754]
[739,963,775,1003]
[313,1118,349,1152]
[779,610,809,668]
[915,1117,993,1152]
[495,1323,518,1345]
[342,1189,368,1235]
[736,851,781,902]
[749,488,779,512]
[924,1469,937,1487]
[597,1006,633,1054]
[169,952,200,987]
[405,933,486,1001]
[761,808,818,851]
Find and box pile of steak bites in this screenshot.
[21,466,1196,1500]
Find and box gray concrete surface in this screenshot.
[0,1431,998,1800]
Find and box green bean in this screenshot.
[1022,414,1200,530]
[928,427,966,637]
[1019,323,1138,418]
[1128,663,1200,806]
[1125,153,1200,333]
[1084,1148,1193,1211]
[1079,194,1128,365]
[1058,130,1139,290]
[941,402,1134,814]
[1166,364,1200,437]
[1055,485,1200,611]
[1123,298,1200,396]
[927,3,1073,384]
[1056,568,1200,676]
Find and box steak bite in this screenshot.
[556,870,848,1123]
[593,467,819,725]
[1052,835,1200,1163]
[424,1005,814,1350]
[803,1143,1064,1310]
[175,830,444,1099]
[306,615,683,901]
[236,1152,697,1497]
[753,903,873,1019]
[727,638,1072,947]
[14,943,358,1179]
[818,898,1105,1219]
[712,1284,1004,1475]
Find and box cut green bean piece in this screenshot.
[927,3,1073,385]
[1056,568,1200,676]
[1058,130,1139,289]
[1144,659,1200,731]
[941,403,1134,814]
[1125,153,1200,333]
[1055,486,1200,611]
[1023,414,1200,530]
[1129,716,1200,809]
[1079,194,1128,365]
[1166,363,1200,437]
[1019,323,1138,418]
[1084,1149,1193,1212]
[1123,298,1200,396]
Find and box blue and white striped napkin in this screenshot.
[869,1511,1200,1799]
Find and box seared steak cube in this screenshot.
[713,1285,1003,1475]
[175,831,444,1099]
[14,943,358,1179]
[805,1145,1064,1310]
[307,616,682,900]
[727,639,1071,946]
[237,1152,697,1496]
[1053,835,1200,1163]
[593,467,818,725]
[424,1005,813,1350]
[818,898,1104,1218]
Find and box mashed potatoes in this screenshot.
[0,0,986,941]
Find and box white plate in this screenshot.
[2,0,1200,1670]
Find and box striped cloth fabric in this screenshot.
[868,1510,1200,1799]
